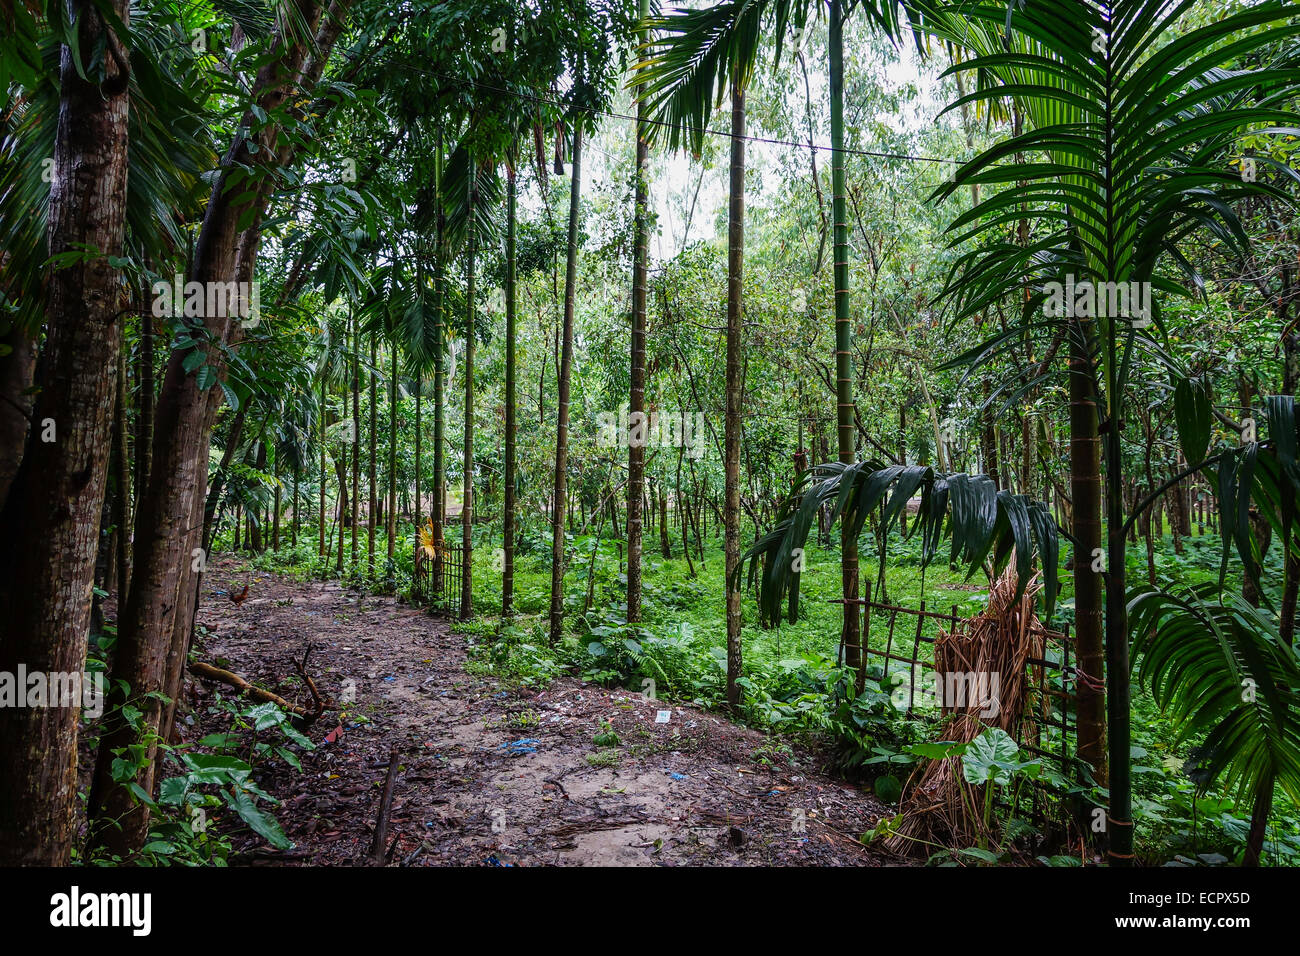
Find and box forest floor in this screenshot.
[184,554,900,867]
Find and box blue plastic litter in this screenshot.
[484,855,513,867]
[383,676,396,682]
[501,738,540,756]
[668,772,687,781]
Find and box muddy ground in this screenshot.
[181,555,900,867]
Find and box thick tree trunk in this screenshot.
[548,125,583,642]
[89,0,347,857]
[0,0,131,865]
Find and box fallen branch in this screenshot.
[189,661,319,723]
[369,748,400,865]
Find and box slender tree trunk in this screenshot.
[677,446,695,577]
[504,142,519,615]
[0,0,131,865]
[549,124,583,642]
[627,0,651,624]
[335,448,346,572]
[414,375,421,534]
[134,316,154,509]
[1239,768,1275,866]
[319,375,327,558]
[432,131,447,592]
[1070,320,1106,786]
[388,341,397,563]
[250,439,266,553]
[273,453,281,551]
[1103,372,1133,866]
[659,478,671,559]
[369,330,377,572]
[461,168,478,620]
[830,0,862,692]
[981,377,1000,489]
[1280,333,1299,645]
[723,86,746,710]
[202,404,247,555]
[113,342,132,605]
[351,313,360,562]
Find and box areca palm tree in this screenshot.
[627,0,653,626]
[636,0,773,707]
[919,0,1300,864]
[635,0,914,705]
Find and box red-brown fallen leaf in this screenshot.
[324,724,344,744]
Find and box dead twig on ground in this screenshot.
[369,748,400,865]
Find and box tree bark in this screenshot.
[462,167,478,620]
[0,326,37,515]
[548,124,583,642]
[1069,319,1106,786]
[504,141,519,615]
[0,0,131,865]
[724,86,746,710]
[830,0,862,692]
[89,0,348,857]
[626,0,650,623]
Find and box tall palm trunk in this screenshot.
[319,375,327,558]
[432,134,447,586]
[368,331,377,571]
[415,368,422,531]
[1070,321,1106,785]
[503,143,519,615]
[462,170,478,620]
[351,314,360,562]
[830,0,862,690]
[723,86,745,710]
[548,123,584,642]
[1103,363,1133,865]
[0,0,131,864]
[387,341,397,563]
[627,0,651,624]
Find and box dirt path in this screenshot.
[189,556,897,866]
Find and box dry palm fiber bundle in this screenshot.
[884,559,1048,855]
